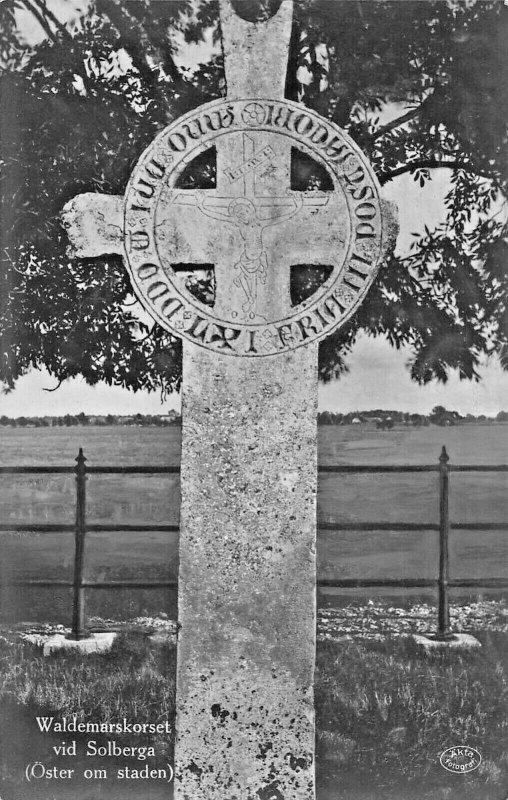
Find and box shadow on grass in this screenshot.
[0,631,176,799]
[315,632,508,799]
[1,630,507,799]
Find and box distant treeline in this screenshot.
[0,412,181,428]
[318,407,508,427]
[1,407,507,428]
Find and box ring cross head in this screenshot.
[123,98,389,357]
[62,1,395,358]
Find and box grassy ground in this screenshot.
[0,631,176,799]
[0,632,176,758]
[1,617,507,800]
[315,633,508,799]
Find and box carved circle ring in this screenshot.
[123,98,387,357]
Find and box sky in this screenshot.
[13,0,89,43]
[2,0,508,418]
[2,333,506,418]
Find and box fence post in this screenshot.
[436,445,454,640]
[69,447,87,640]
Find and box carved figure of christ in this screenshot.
[153,129,343,323]
[196,188,303,317]
[61,128,347,331]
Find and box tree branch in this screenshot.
[379,158,496,185]
[42,379,63,392]
[371,103,426,140]
[137,13,185,87]
[284,11,301,101]
[23,0,94,95]
[30,0,72,41]
[96,0,183,113]
[22,0,58,43]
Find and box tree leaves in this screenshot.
[0,0,507,393]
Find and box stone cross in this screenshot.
[62,2,396,798]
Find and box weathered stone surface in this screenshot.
[42,632,117,657]
[61,1,398,798]
[412,633,481,651]
[61,193,123,257]
[117,85,393,353]
[219,0,293,100]
[176,342,317,800]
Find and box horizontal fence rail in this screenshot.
[2,522,505,533]
[0,524,180,533]
[1,446,507,642]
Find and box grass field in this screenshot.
[1,623,508,800]
[0,423,507,623]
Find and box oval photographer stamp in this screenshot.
[439,746,482,774]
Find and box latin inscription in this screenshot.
[123,98,387,356]
[224,144,275,183]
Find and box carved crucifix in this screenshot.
[62,2,396,798]
[166,131,331,321]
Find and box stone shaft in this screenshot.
[219,0,293,100]
[175,341,318,800]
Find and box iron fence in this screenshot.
[1,446,507,642]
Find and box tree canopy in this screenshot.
[0,0,507,397]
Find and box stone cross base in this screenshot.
[175,342,318,799]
